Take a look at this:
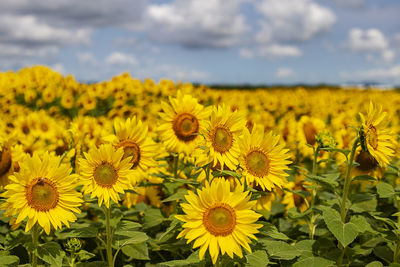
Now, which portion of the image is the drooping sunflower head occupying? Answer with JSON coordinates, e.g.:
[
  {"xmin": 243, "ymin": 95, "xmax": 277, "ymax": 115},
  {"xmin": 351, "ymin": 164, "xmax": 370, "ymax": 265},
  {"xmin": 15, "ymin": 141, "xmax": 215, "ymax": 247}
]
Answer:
[
  {"xmin": 239, "ymin": 124, "xmax": 291, "ymax": 191},
  {"xmin": 176, "ymin": 179, "xmax": 262, "ymax": 264},
  {"xmin": 296, "ymin": 116, "xmax": 325, "ymax": 157},
  {"xmin": 1, "ymin": 152, "xmax": 82, "ymax": 235},
  {"xmin": 79, "ymin": 144, "xmax": 134, "ymax": 208},
  {"xmin": 158, "ymin": 91, "xmax": 210, "ymax": 155},
  {"xmin": 359, "ymin": 102, "xmax": 395, "ymax": 168},
  {"xmin": 202, "ymin": 104, "xmax": 246, "ymax": 170},
  {"xmin": 104, "ymin": 117, "xmax": 158, "ymax": 178}
]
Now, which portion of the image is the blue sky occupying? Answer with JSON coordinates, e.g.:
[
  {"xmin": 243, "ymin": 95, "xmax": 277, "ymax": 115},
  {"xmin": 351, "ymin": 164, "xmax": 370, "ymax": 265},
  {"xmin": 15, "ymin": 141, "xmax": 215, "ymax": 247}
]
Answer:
[{"xmin": 0, "ymin": 0, "xmax": 399, "ymax": 85}]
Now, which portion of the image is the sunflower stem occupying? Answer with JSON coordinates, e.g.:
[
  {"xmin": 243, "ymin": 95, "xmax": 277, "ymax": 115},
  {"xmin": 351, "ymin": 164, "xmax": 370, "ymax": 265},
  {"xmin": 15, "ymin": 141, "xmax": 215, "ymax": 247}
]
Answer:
[
  {"xmin": 308, "ymin": 146, "xmax": 319, "ymax": 240},
  {"xmin": 340, "ymin": 137, "xmax": 359, "ymax": 222},
  {"xmin": 394, "ymin": 236, "xmax": 400, "ymax": 263},
  {"xmin": 174, "ymin": 154, "xmax": 179, "ymax": 179},
  {"xmin": 31, "ymin": 223, "xmax": 40, "ymax": 267},
  {"xmin": 104, "ymin": 206, "xmax": 114, "ymax": 267},
  {"xmin": 337, "ymin": 137, "xmax": 359, "ymax": 267}
]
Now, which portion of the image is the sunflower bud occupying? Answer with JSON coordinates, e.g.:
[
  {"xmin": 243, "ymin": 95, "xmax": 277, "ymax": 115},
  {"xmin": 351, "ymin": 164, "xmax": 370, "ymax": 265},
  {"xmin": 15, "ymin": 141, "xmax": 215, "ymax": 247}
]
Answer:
[
  {"xmin": 316, "ymin": 131, "xmax": 336, "ymax": 149},
  {"xmin": 66, "ymin": 238, "xmax": 81, "ymax": 252}
]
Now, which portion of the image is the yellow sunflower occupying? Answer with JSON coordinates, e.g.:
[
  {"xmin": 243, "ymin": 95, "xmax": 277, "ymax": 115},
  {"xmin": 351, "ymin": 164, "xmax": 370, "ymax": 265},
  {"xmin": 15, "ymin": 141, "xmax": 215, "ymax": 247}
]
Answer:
[
  {"xmin": 202, "ymin": 104, "xmax": 245, "ymax": 170},
  {"xmin": 158, "ymin": 91, "xmax": 210, "ymax": 155},
  {"xmin": 176, "ymin": 179, "xmax": 262, "ymax": 264},
  {"xmin": 239, "ymin": 125, "xmax": 291, "ymax": 191},
  {"xmin": 104, "ymin": 117, "xmax": 159, "ymax": 182},
  {"xmin": 359, "ymin": 102, "xmax": 395, "ymax": 167},
  {"xmin": 1, "ymin": 152, "xmax": 82, "ymax": 235},
  {"xmin": 79, "ymin": 144, "xmax": 134, "ymax": 208}
]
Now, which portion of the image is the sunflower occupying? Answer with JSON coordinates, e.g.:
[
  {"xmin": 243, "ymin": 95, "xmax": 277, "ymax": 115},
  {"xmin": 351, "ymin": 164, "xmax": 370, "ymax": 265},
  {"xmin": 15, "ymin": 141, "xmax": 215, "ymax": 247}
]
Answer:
[
  {"xmin": 1, "ymin": 152, "xmax": 82, "ymax": 235},
  {"xmin": 104, "ymin": 117, "xmax": 159, "ymax": 182},
  {"xmin": 202, "ymin": 105, "xmax": 245, "ymax": 170},
  {"xmin": 239, "ymin": 125, "xmax": 291, "ymax": 191},
  {"xmin": 158, "ymin": 91, "xmax": 210, "ymax": 155},
  {"xmin": 176, "ymin": 179, "xmax": 262, "ymax": 264},
  {"xmin": 79, "ymin": 144, "xmax": 134, "ymax": 208},
  {"xmin": 296, "ymin": 116, "xmax": 325, "ymax": 158},
  {"xmin": 359, "ymin": 102, "xmax": 395, "ymax": 168}
]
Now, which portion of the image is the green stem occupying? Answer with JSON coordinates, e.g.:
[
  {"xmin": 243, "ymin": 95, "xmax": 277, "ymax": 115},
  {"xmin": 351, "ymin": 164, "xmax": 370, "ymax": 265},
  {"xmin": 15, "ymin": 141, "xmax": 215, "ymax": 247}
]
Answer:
[
  {"xmin": 337, "ymin": 137, "xmax": 359, "ymax": 267},
  {"xmin": 104, "ymin": 206, "xmax": 114, "ymax": 267},
  {"xmin": 174, "ymin": 154, "xmax": 179, "ymax": 179},
  {"xmin": 31, "ymin": 223, "xmax": 39, "ymax": 267},
  {"xmin": 308, "ymin": 146, "xmax": 319, "ymax": 240},
  {"xmin": 70, "ymin": 250, "xmax": 76, "ymax": 267},
  {"xmin": 394, "ymin": 237, "xmax": 400, "ymax": 263},
  {"xmin": 340, "ymin": 137, "xmax": 359, "ymax": 222}
]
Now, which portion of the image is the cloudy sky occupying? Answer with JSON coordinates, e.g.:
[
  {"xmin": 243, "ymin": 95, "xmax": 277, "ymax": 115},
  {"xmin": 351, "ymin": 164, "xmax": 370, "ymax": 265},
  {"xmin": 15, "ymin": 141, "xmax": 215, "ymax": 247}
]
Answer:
[{"xmin": 1, "ymin": 0, "xmax": 399, "ymax": 85}]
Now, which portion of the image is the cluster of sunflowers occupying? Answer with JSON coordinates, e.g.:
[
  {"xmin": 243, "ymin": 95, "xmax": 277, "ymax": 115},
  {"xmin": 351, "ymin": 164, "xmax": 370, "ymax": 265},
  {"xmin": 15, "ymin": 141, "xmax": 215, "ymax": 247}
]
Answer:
[{"xmin": 0, "ymin": 65, "xmax": 400, "ymax": 267}]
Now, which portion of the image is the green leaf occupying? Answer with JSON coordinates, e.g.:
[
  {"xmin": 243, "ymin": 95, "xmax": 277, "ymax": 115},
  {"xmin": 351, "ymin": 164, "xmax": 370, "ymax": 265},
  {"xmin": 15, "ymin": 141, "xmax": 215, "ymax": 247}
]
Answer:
[
  {"xmin": 323, "ymin": 208, "xmax": 359, "ymax": 247},
  {"xmin": 160, "ymin": 250, "xmax": 201, "ymax": 266},
  {"xmin": 121, "ymin": 242, "xmax": 149, "ymax": 260},
  {"xmin": 162, "ymin": 189, "xmax": 188, "ymax": 203},
  {"xmin": 113, "ymin": 231, "xmax": 148, "ymax": 247},
  {"xmin": 37, "ymin": 242, "xmax": 65, "ymax": 267},
  {"xmin": 350, "ymin": 215, "xmax": 368, "ymax": 233},
  {"xmin": 110, "ymin": 208, "xmax": 124, "ymax": 228},
  {"xmin": 259, "ymin": 222, "xmax": 289, "ymax": 240},
  {"xmin": 211, "ymin": 169, "xmax": 241, "ymax": 178},
  {"xmin": 295, "ymin": 240, "xmax": 316, "ymax": 258},
  {"xmin": 353, "ymin": 175, "xmax": 376, "ymax": 181},
  {"xmin": 76, "ymin": 250, "xmax": 96, "ymax": 262},
  {"xmin": 377, "ymin": 182, "xmax": 395, "ymax": 198},
  {"xmin": 306, "ymin": 173, "xmax": 339, "ymax": 189},
  {"xmin": 76, "ymin": 261, "xmax": 108, "ymax": 267},
  {"xmin": 293, "ymin": 256, "xmax": 335, "ymax": 267},
  {"xmin": 0, "ymin": 255, "xmax": 19, "ymax": 267},
  {"xmin": 260, "ymin": 240, "xmax": 301, "ymax": 260},
  {"xmin": 116, "ymin": 220, "xmax": 141, "ymax": 231},
  {"xmin": 366, "ymin": 261, "xmax": 384, "ymax": 267},
  {"xmin": 158, "ymin": 218, "xmax": 181, "ymax": 242},
  {"xmin": 143, "ymin": 208, "xmax": 165, "ymax": 228},
  {"xmin": 245, "ymin": 250, "xmax": 269, "ymax": 267}
]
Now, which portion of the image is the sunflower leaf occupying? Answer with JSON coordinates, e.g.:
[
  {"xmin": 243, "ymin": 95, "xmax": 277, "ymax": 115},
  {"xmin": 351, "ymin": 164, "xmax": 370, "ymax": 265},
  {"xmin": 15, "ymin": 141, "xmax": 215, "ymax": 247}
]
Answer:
[
  {"xmin": 37, "ymin": 242, "xmax": 65, "ymax": 267},
  {"xmin": 323, "ymin": 208, "xmax": 359, "ymax": 247},
  {"xmin": 377, "ymin": 182, "xmax": 395, "ymax": 198},
  {"xmin": 260, "ymin": 240, "xmax": 301, "ymax": 260},
  {"xmin": 0, "ymin": 255, "xmax": 19, "ymax": 267},
  {"xmin": 245, "ymin": 250, "xmax": 269, "ymax": 267}
]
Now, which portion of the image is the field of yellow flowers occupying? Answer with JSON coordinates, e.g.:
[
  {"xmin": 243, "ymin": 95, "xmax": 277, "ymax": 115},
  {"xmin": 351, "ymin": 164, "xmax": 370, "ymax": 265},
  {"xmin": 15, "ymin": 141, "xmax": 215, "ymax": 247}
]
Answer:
[{"xmin": 0, "ymin": 66, "xmax": 400, "ymax": 267}]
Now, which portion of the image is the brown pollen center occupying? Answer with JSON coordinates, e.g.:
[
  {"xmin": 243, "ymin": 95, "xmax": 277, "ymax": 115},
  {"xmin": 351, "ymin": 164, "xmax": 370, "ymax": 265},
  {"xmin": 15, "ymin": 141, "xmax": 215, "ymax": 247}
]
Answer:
[
  {"xmin": 26, "ymin": 178, "xmax": 59, "ymax": 211},
  {"xmin": 212, "ymin": 126, "xmax": 233, "ymax": 153},
  {"xmin": 172, "ymin": 113, "xmax": 199, "ymax": 142},
  {"xmin": 203, "ymin": 203, "xmax": 236, "ymax": 236},
  {"xmin": 94, "ymin": 162, "xmax": 118, "ymax": 187}
]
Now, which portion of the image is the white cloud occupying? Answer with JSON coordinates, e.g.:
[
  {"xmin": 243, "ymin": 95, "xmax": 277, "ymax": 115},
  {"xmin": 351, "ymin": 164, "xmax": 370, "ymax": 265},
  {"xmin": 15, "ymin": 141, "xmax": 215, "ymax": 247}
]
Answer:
[
  {"xmin": 258, "ymin": 45, "xmax": 302, "ymax": 58},
  {"xmin": 346, "ymin": 28, "xmax": 396, "ymax": 64},
  {"xmin": 275, "ymin": 67, "xmax": 295, "ymax": 78},
  {"xmin": 51, "ymin": 63, "xmax": 67, "ymax": 75},
  {"xmin": 135, "ymin": 64, "xmax": 210, "ymax": 81},
  {"xmin": 347, "ymin": 28, "xmax": 388, "ymax": 52},
  {"xmin": 255, "ymin": 0, "xmax": 336, "ymax": 43},
  {"xmin": 239, "ymin": 48, "xmax": 254, "ymax": 59},
  {"xmin": 145, "ymin": 0, "xmax": 249, "ymax": 48},
  {"xmin": 105, "ymin": 52, "xmax": 138, "ymax": 66},
  {"xmin": 77, "ymin": 52, "xmax": 98, "ymax": 65},
  {"xmin": 340, "ymin": 65, "xmax": 400, "ymax": 82}
]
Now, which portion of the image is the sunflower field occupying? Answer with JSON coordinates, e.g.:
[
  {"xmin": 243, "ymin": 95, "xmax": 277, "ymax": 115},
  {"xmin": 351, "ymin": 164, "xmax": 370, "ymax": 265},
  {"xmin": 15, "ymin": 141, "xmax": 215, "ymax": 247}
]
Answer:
[{"xmin": 1, "ymin": 66, "xmax": 400, "ymax": 267}]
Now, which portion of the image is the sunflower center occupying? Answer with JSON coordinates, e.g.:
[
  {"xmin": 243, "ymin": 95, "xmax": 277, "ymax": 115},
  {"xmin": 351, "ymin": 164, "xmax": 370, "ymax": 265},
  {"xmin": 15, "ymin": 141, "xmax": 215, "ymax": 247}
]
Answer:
[
  {"xmin": 212, "ymin": 127, "xmax": 233, "ymax": 153},
  {"xmin": 366, "ymin": 126, "xmax": 378, "ymax": 149},
  {"xmin": 172, "ymin": 113, "xmax": 199, "ymax": 142},
  {"xmin": 118, "ymin": 140, "xmax": 141, "ymax": 168},
  {"xmin": 0, "ymin": 147, "xmax": 12, "ymax": 177},
  {"xmin": 246, "ymin": 150, "xmax": 270, "ymax": 177},
  {"xmin": 355, "ymin": 150, "xmax": 378, "ymax": 172},
  {"xmin": 26, "ymin": 178, "xmax": 59, "ymax": 211},
  {"xmin": 94, "ymin": 162, "xmax": 118, "ymax": 187},
  {"xmin": 303, "ymin": 122, "xmax": 317, "ymax": 145},
  {"xmin": 203, "ymin": 204, "xmax": 236, "ymax": 236}
]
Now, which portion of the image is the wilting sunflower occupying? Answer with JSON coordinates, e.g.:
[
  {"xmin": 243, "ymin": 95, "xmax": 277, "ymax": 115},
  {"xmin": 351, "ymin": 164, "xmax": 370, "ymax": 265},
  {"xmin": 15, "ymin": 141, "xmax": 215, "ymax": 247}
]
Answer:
[
  {"xmin": 359, "ymin": 102, "xmax": 395, "ymax": 168},
  {"xmin": 1, "ymin": 152, "xmax": 82, "ymax": 235},
  {"xmin": 104, "ymin": 117, "xmax": 159, "ymax": 182},
  {"xmin": 79, "ymin": 144, "xmax": 134, "ymax": 208},
  {"xmin": 239, "ymin": 125, "xmax": 291, "ymax": 191},
  {"xmin": 158, "ymin": 91, "xmax": 210, "ymax": 155},
  {"xmin": 202, "ymin": 105, "xmax": 245, "ymax": 170},
  {"xmin": 176, "ymin": 179, "xmax": 262, "ymax": 264}
]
